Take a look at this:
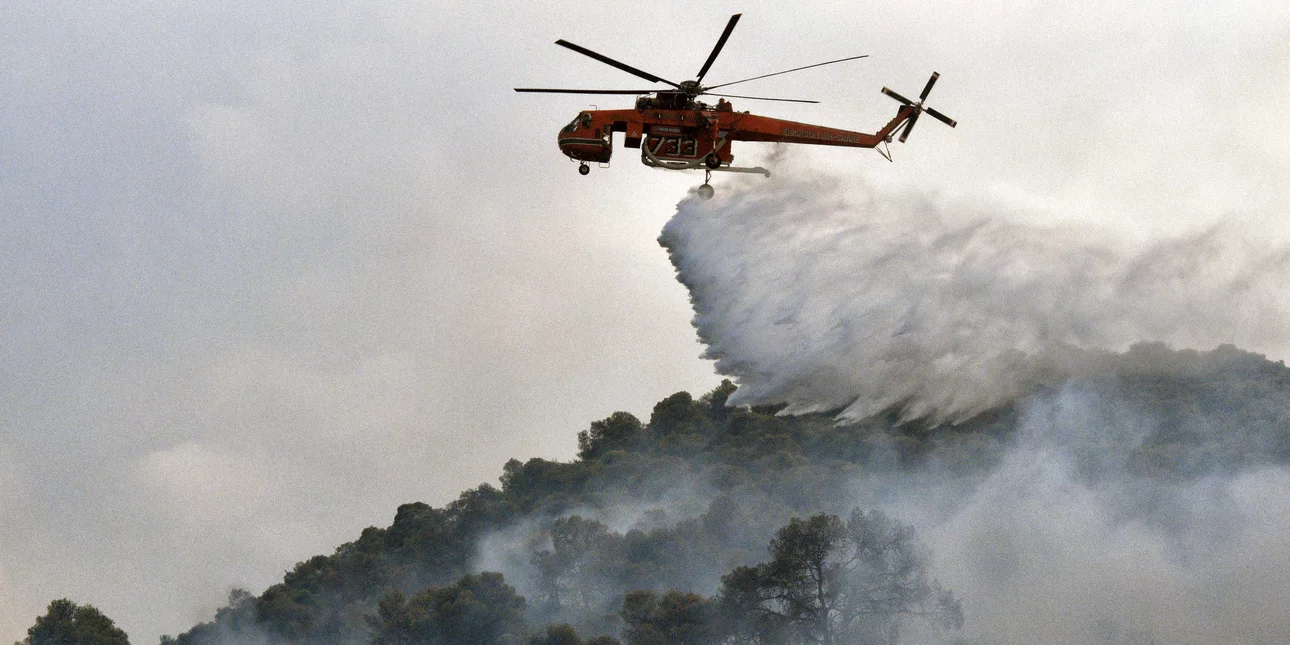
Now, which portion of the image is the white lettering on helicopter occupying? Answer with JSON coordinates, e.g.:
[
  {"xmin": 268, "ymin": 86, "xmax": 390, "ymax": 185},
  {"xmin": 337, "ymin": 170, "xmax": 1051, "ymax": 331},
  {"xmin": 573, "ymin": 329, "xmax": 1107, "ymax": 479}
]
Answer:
[
  {"xmin": 781, "ymin": 127, "xmax": 861, "ymax": 144},
  {"xmin": 653, "ymin": 126, "xmax": 682, "ymax": 134}
]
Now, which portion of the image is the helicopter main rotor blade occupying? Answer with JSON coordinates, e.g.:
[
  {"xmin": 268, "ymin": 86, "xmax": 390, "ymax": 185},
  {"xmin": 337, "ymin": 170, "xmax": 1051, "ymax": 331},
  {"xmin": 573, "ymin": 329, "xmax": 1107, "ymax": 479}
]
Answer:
[
  {"xmin": 514, "ymin": 88, "xmax": 655, "ymax": 94},
  {"xmin": 696, "ymin": 13, "xmax": 741, "ymax": 83},
  {"xmin": 919, "ymin": 71, "xmax": 940, "ymax": 101},
  {"xmin": 898, "ymin": 111, "xmax": 920, "ymax": 142},
  {"xmin": 704, "ymin": 54, "xmax": 868, "ymax": 91},
  {"xmin": 881, "ymin": 87, "xmax": 914, "ymax": 106},
  {"xmin": 555, "ymin": 39, "xmax": 681, "ymax": 88},
  {"xmin": 706, "ymin": 93, "xmax": 819, "ymax": 104},
  {"xmin": 925, "ymin": 106, "xmax": 957, "ymax": 127}
]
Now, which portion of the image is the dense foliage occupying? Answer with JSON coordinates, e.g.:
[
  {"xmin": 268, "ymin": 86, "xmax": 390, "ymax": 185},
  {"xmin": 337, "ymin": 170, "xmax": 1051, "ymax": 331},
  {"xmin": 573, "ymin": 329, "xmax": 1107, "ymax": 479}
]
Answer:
[
  {"xmin": 717, "ymin": 511, "xmax": 961, "ymax": 645},
  {"xmin": 15, "ymin": 599, "xmax": 130, "ymax": 645},
  {"xmin": 28, "ymin": 343, "xmax": 1288, "ymax": 645},
  {"xmin": 368, "ymin": 572, "xmax": 526, "ymax": 645}
]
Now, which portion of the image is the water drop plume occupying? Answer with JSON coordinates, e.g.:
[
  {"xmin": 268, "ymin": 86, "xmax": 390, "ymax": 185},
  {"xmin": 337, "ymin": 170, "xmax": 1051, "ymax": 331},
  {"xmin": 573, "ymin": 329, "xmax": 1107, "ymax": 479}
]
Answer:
[{"xmin": 659, "ymin": 172, "xmax": 1290, "ymax": 424}]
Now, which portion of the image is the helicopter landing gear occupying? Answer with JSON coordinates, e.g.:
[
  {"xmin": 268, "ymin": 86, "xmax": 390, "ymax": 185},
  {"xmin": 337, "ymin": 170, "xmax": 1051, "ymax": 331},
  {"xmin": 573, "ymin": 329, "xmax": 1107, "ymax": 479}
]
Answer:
[
  {"xmin": 705, "ymin": 153, "xmax": 722, "ymax": 170},
  {"xmin": 697, "ymin": 170, "xmax": 715, "ymax": 200},
  {"xmin": 578, "ymin": 163, "xmax": 590, "ymax": 176}
]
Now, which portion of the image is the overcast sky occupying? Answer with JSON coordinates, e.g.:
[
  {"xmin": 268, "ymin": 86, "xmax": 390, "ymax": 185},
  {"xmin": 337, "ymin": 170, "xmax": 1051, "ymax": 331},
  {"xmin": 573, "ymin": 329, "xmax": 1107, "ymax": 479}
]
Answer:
[{"xmin": 2, "ymin": 1, "xmax": 1288, "ymax": 642}]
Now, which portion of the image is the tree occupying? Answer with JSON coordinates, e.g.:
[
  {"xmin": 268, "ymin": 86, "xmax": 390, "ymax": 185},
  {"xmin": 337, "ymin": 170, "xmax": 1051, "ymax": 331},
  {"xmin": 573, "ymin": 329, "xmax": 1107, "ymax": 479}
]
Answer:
[
  {"xmin": 717, "ymin": 511, "xmax": 962, "ymax": 645},
  {"xmin": 159, "ymin": 589, "xmax": 257, "ymax": 645},
  {"xmin": 16, "ymin": 599, "xmax": 130, "ymax": 645},
  {"xmin": 528, "ymin": 624, "xmax": 621, "ymax": 645},
  {"xmin": 532, "ymin": 517, "xmax": 622, "ymax": 618},
  {"xmin": 620, "ymin": 590, "xmax": 718, "ymax": 645},
  {"xmin": 368, "ymin": 572, "xmax": 527, "ymax": 645},
  {"xmin": 714, "ymin": 567, "xmax": 787, "ymax": 645},
  {"xmin": 648, "ymin": 393, "xmax": 713, "ymax": 441},
  {"xmin": 699, "ymin": 380, "xmax": 738, "ymax": 424},
  {"xmin": 578, "ymin": 412, "xmax": 644, "ymax": 460},
  {"xmin": 529, "ymin": 624, "xmax": 583, "ymax": 645}
]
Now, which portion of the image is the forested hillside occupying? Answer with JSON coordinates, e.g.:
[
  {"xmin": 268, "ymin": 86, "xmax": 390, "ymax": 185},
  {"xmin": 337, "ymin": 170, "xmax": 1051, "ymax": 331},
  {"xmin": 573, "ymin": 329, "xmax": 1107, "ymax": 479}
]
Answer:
[
  {"xmin": 22, "ymin": 343, "xmax": 1290, "ymax": 645},
  {"xmin": 162, "ymin": 376, "xmax": 993, "ymax": 645}
]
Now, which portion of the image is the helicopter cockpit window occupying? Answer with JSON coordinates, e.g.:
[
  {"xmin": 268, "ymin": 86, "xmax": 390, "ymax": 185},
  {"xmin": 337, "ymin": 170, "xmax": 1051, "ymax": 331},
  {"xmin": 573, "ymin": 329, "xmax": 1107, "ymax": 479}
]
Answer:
[{"xmin": 563, "ymin": 113, "xmax": 593, "ymax": 133}]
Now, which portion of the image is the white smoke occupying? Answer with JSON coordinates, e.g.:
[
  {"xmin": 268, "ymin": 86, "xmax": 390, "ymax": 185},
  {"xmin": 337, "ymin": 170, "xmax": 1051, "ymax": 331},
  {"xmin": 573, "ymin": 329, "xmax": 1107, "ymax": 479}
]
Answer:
[
  {"xmin": 658, "ymin": 169, "xmax": 1290, "ymax": 644},
  {"xmin": 659, "ymin": 171, "xmax": 1290, "ymax": 424},
  {"xmin": 919, "ymin": 385, "xmax": 1290, "ymax": 645}
]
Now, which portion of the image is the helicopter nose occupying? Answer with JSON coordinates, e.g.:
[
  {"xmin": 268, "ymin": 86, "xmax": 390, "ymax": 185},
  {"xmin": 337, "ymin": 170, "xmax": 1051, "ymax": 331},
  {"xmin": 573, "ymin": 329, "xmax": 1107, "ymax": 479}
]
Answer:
[
  {"xmin": 557, "ymin": 125, "xmax": 582, "ymax": 154},
  {"xmin": 556, "ymin": 131, "xmax": 596, "ymax": 161}
]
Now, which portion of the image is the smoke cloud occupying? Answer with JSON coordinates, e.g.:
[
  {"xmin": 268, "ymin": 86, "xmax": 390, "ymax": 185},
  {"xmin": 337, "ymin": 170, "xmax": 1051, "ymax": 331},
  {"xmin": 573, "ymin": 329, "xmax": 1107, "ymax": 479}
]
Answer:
[
  {"xmin": 654, "ymin": 169, "xmax": 1290, "ymax": 644},
  {"xmin": 659, "ymin": 169, "xmax": 1290, "ymax": 424},
  {"xmin": 921, "ymin": 386, "xmax": 1290, "ymax": 645}
]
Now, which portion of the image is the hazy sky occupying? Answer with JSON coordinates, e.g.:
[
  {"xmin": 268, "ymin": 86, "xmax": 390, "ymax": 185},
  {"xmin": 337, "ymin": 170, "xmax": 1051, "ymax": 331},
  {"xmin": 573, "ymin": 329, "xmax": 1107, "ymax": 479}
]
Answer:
[{"xmin": 2, "ymin": 1, "xmax": 1288, "ymax": 642}]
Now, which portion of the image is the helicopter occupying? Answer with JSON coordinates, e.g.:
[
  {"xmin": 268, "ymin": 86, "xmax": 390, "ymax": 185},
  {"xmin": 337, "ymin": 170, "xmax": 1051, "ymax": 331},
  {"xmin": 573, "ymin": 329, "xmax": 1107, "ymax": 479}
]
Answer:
[{"xmin": 515, "ymin": 13, "xmax": 956, "ymax": 198}]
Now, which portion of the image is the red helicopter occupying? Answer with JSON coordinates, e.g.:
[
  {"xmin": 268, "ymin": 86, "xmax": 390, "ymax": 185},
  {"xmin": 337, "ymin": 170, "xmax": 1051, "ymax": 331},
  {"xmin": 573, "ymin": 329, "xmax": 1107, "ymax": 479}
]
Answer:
[{"xmin": 516, "ymin": 14, "xmax": 956, "ymax": 198}]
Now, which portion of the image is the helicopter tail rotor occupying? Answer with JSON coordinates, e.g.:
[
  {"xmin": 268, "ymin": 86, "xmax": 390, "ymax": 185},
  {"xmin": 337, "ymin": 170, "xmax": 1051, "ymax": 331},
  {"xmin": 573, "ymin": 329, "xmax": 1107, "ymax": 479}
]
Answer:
[{"xmin": 882, "ymin": 72, "xmax": 956, "ymax": 142}]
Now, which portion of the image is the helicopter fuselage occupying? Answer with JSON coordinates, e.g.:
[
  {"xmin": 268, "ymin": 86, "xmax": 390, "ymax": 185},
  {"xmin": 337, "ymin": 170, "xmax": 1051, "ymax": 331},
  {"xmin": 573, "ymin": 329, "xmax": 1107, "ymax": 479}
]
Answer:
[{"xmin": 557, "ymin": 100, "xmax": 914, "ymax": 171}]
